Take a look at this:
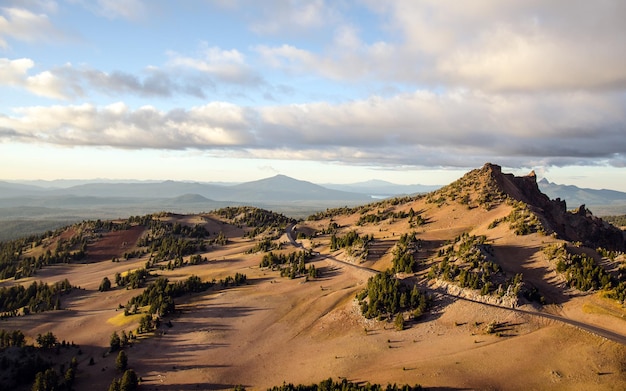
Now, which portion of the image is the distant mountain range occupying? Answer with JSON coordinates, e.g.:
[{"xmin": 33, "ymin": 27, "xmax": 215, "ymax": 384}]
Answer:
[
  {"xmin": 0, "ymin": 175, "xmax": 377, "ymax": 235},
  {"xmin": 0, "ymin": 175, "xmax": 370, "ymax": 203},
  {"xmin": 323, "ymin": 179, "xmax": 441, "ymax": 197},
  {"xmin": 1, "ymin": 174, "xmax": 625, "ymax": 225},
  {"xmin": 537, "ymin": 178, "xmax": 626, "ymax": 215}
]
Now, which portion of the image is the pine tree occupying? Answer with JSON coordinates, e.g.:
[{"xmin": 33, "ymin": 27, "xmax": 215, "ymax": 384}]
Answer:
[
  {"xmin": 120, "ymin": 369, "xmax": 139, "ymax": 391},
  {"xmin": 116, "ymin": 350, "xmax": 128, "ymax": 371},
  {"xmin": 99, "ymin": 276, "xmax": 112, "ymax": 292},
  {"xmin": 110, "ymin": 331, "xmax": 121, "ymax": 352}
]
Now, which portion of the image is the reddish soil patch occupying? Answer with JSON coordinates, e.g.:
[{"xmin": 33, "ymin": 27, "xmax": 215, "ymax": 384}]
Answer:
[{"xmin": 87, "ymin": 225, "xmax": 145, "ymax": 262}]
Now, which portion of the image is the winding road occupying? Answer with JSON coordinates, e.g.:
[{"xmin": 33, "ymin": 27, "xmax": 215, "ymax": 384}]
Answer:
[{"xmin": 286, "ymin": 224, "xmax": 626, "ymax": 346}]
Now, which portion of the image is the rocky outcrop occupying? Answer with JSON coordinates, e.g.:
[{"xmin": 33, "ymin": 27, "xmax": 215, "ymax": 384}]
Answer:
[{"xmin": 479, "ymin": 163, "xmax": 625, "ymax": 251}]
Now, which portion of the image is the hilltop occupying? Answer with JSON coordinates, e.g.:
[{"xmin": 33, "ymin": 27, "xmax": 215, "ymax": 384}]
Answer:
[{"xmin": 0, "ymin": 164, "xmax": 625, "ymax": 391}]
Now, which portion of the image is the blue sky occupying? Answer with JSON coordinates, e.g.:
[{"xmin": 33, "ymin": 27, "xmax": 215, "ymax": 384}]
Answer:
[{"xmin": 1, "ymin": 1, "xmax": 625, "ymax": 190}]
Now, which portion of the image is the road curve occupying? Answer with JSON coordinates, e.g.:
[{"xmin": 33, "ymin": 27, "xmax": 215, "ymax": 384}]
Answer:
[{"xmin": 285, "ymin": 225, "xmax": 626, "ymax": 346}]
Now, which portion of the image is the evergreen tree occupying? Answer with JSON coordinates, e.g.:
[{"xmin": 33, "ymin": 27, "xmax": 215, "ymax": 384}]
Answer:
[
  {"xmin": 36, "ymin": 332, "xmax": 57, "ymax": 349},
  {"xmin": 32, "ymin": 368, "xmax": 58, "ymax": 391},
  {"xmin": 120, "ymin": 369, "xmax": 139, "ymax": 391},
  {"xmin": 108, "ymin": 378, "xmax": 120, "ymax": 391},
  {"xmin": 99, "ymin": 276, "xmax": 112, "ymax": 292},
  {"xmin": 110, "ymin": 331, "xmax": 121, "ymax": 352},
  {"xmin": 394, "ymin": 313, "xmax": 405, "ymax": 331},
  {"xmin": 120, "ymin": 330, "xmax": 128, "ymax": 347},
  {"xmin": 116, "ymin": 350, "xmax": 128, "ymax": 371}
]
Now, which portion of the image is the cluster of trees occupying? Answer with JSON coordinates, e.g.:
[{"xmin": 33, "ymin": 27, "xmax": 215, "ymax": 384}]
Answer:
[
  {"xmin": 32, "ymin": 358, "xmax": 78, "ymax": 391},
  {"xmin": 221, "ymin": 273, "xmax": 248, "ymax": 287},
  {"xmin": 264, "ymin": 378, "xmax": 422, "ymax": 391},
  {"xmin": 215, "ymin": 207, "xmax": 295, "ymax": 238},
  {"xmin": 597, "ymin": 247, "xmax": 622, "ymax": 261},
  {"xmin": 357, "ymin": 270, "xmax": 430, "ymax": 320},
  {"xmin": 356, "ymin": 208, "xmax": 425, "ymax": 228},
  {"xmin": 557, "ymin": 252, "xmax": 612, "ymax": 291},
  {"xmin": 247, "ymin": 238, "xmax": 281, "ymax": 253},
  {"xmin": 0, "ymin": 329, "xmax": 26, "ymax": 347},
  {"xmin": 545, "ymin": 244, "xmax": 612, "ymax": 291},
  {"xmin": 109, "ymin": 330, "xmax": 133, "ymax": 352},
  {"xmin": 0, "ymin": 279, "xmax": 72, "ymax": 316},
  {"xmin": 108, "ymin": 368, "xmax": 139, "ymax": 391},
  {"xmin": 125, "ymin": 274, "xmax": 246, "ymax": 319},
  {"xmin": 544, "ymin": 243, "xmax": 626, "ymax": 302},
  {"xmin": 505, "ymin": 202, "xmax": 545, "ymax": 235},
  {"xmin": 35, "ymin": 332, "xmax": 58, "ymax": 349},
  {"xmin": 329, "ymin": 231, "xmax": 373, "ymax": 251},
  {"xmin": 317, "ymin": 222, "xmax": 339, "ymax": 235},
  {"xmin": 0, "ymin": 216, "xmax": 148, "ymax": 280},
  {"xmin": 391, "ymin": 232, "xmax": 422, "ymax": 273},
  {"xmin": 126, "ymin": 277, "xmax": 186, "ymax": 317},
  {"xmin": 0, "ymin": 330, "xmax": 80, "ymax": 391},
  {"xmin": 260, "ymin": 250, "xmax": 318, "ymax": 279},
  {"xmin": 308, "ymin": 196, "xmax": 416, "ymax": 222},
  {"xmin": 1, "ymin": 346, "xmax": 51, "ymax": 389},
  {"xmin": 133, "ymin": 218, "xmax": 227, "ymax": 270},
  {"xmin": 260, "ymin": 250, "xmax": 312, "ymax": 269},
  {"xmin": 115, "ymin": 268, "xmax": 150, "ymax": 289},
  {"xmin": 144, "ymin": 233, "xmax": 204, "ymax": 263},
  {"xmin": 307, "ymin": 206, "xmax": 361, "ymax": 221},
  {"xmin": 428, "ymin": 233, "xmax": 515, "ymax": 296},
  {"xmin": 488, "ymin": 201, "xmax": 545, "ymax": 236},
  {"xmin": 0, "ymin": 235, "xmax": 86, "ymax": 280},
  {"xmin": 212, "ymin": 231, "xmax": 229, "ymax": 246},
  {"xmin": 0, "ymin": 237, "xmax": 29, "ymax": 279}
]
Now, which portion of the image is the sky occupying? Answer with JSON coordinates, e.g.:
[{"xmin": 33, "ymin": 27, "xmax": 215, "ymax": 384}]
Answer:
[{"xmin": 1, "ymin": 0, "xmax": 625, "ymax": 190}]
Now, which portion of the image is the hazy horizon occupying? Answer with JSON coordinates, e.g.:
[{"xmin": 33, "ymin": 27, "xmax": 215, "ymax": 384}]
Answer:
[{"xmin": 3, "ymin": 169, "xmax": 626, "ymax": 194}]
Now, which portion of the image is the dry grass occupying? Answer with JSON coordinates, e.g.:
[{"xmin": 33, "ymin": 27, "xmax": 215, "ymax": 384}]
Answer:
[{"xmin": 1, "ymin": 195, "xmax": 625, "ymax": 391}]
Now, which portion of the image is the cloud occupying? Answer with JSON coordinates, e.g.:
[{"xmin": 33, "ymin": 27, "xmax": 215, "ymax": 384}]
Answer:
[
  {"xmin": 69, "ymin": 0, "xmax": 148, "ymax": 21},
  {"xmin": 0, "ymin": 57, "xmax": 70, "ymax": 99},
  {"xmin": 166, "ymin": 45, "xmax": 263, "ymax": 86},
  {"xmin": 0, "ymin": 6, "xmax": 66, "ymax": 48},
  {"xmin": 0, "ymin": 102, "xmax": 256, "ymax": 149},
  {"xmin": 256, "ymin": 1, "xmax": 626, "ymax": 92},
  {"xmin": 1, "ymin": 90, "xmax": 624, "ymax": 169},
  {"xmin": 0, "ymin": 58, "xmax": 215, "ymax": 100},
  {"xmin": 2, "ymin": 44, "xmax": 265, "ymax": 100},
  {"xmin": 245, "ymin": 0, "xmax": 336, "ymax": 35}
]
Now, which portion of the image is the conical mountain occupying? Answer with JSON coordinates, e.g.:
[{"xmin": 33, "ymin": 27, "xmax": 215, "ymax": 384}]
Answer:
[{"xmin": 228, "ymin": 174, "xmax": 371, "ymax": 202}]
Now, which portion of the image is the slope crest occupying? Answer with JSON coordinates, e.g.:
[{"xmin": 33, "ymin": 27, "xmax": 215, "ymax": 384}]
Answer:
[{"xmin": 435, "ymin": 163, "xmax": 625, "ymax": 251}]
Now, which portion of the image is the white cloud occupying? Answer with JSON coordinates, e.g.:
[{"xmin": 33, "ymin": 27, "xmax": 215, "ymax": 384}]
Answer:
[
  {"xmin": 1, "ymin": 90, "xmax": 624, "ymax": 169},
  {"xmin": 257, "ymin": 0, "xmax": 626, "ymax": 91},
  {"xmin": 25, "ymin": 70, "xmax": 68, "ymax": 99},
  {"xmin": 248, "ymin": 0, "xmax": 335, "ymax": 35},
  {"xmin": 0, "ymin": 57, "xmax": 71, "ymax": 98},
  {"xmin": 1, "ymin": 102, "xmax": 255, "ymax": 149},
  {"xmin": 167, "ymin": 45, "xmax": 262, "ymax": 86},
  {"xmin": 0, "ymin": 6, "xmax": 65, "ymax": 48},
  {"xmin": 0, "ymin": 58, "xmax": 221, "ymax": 100},
  {"xmin": 0, "ymin": 58, "xmax": 33, "ymax": 82}
]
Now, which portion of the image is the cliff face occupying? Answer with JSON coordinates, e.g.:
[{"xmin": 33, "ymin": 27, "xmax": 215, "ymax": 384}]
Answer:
[{"xmin": 478, "ymin": 163, "xmax": 625, "ymax": 251}]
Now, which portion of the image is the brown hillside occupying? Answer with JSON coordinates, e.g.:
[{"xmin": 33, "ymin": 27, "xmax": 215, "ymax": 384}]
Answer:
[
  {"xmin": 1, "ymin": 165, "xmax": 625, "ymax": 391},
  {"xmin": 434, "ymin": 163, "xmax": 625, "ymax": 251}
]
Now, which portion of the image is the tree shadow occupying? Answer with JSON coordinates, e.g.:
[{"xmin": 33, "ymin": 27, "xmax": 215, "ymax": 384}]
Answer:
[
  {"xmin": 150, "ymin": 382, "xmax": 248, "ymax": 390},
  {"xmin": 493, "ymin": 244, "xmax": 571, "ymax": 305}
]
